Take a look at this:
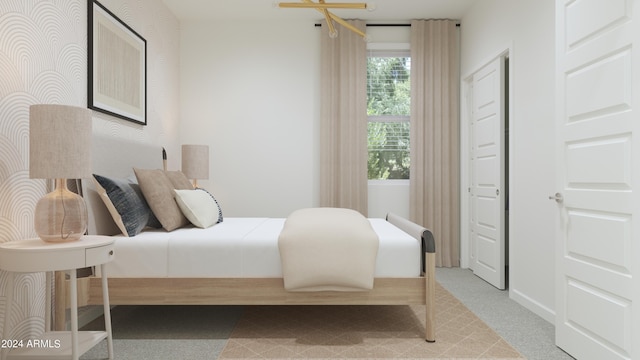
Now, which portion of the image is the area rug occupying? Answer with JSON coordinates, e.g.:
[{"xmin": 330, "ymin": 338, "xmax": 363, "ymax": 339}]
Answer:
[{"xmin": 218, "ymin": 283, "xmax": 524, "ymax": 359}]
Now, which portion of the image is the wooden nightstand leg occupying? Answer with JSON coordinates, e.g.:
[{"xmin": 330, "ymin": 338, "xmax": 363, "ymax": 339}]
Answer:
[
  {"xmin": 54, "ymin": 271, "xmax": 66, "ymax": 331},
  {"xmin": 45, "ymin": 271, "xmax": 51, "ymax": 332},
  {"xmin": 101, "ymin": 264, "xmax": 114, "ymax": 359},
  {"xmin": 69, "ymin": 269, "xmax": 78, "ymax": 360}
]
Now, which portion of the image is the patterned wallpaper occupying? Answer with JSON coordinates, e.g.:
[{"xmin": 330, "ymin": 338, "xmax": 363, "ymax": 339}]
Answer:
[{"xmin": 0, "ymin": 0, "xmax": 180, "ymax": 339}]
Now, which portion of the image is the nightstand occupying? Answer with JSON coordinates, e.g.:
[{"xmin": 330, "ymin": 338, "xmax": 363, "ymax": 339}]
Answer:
[{"xmin": 0, "ymin": 236, "xmax": 115, "ymax": 360}]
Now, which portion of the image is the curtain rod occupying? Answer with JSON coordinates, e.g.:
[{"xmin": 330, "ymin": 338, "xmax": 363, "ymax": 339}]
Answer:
[{"xmin": 314, "ymin": 23, "xmax": 461, "ymax": 27}]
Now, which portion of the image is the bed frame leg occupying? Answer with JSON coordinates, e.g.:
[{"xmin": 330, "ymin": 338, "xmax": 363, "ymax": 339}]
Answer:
[
  {"xmin": 54, "ymin": 271, "xmax": 66, "ymax": 331},
  {"xmin": 425, "ymin": 251, "xmax": 436, "ymax": 342},
  {"xmin": 384, "ymin": 213, "xmax": 436, "ymax": 341}
]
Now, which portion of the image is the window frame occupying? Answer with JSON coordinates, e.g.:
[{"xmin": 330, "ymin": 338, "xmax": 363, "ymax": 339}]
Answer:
[{"xmin": 366, "ymin": 44, "xmax": 411, "ymax": 182}]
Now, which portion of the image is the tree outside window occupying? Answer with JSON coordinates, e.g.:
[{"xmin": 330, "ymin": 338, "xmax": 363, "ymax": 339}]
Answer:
[{"xmin": 367, "ymin": 55, "xmax": 410, "ymax": 180}]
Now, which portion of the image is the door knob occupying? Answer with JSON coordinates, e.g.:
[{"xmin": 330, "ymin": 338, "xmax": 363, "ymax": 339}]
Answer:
[{"xmin": 548, "ymin": 192, "xmax": 563, "ymax": 203}]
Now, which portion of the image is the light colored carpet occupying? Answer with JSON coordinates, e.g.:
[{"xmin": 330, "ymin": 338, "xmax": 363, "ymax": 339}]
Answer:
[
  {"xmin": 218, "ymin": 283, "xmax": 524, "ymax": 359},
  {"xmin": 81, "ymin": 305, "xmax": 241, "ymax": 360},
  {"xmin": 436, "ymin": 268, "xmax": 574, "ymax": 360},
  {"xmin": 82, "ymin": 269, "xmax": 536, "ymax": 360},
  {"xmin": 85, "ymin": 304, "xmax": 242, "ymax": 339}
]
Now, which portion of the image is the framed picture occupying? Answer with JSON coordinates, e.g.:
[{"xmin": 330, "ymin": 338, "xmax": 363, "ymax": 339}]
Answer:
[{"xmin": 88, "ymin": 0, "xmax": 147, "ymax": 125}]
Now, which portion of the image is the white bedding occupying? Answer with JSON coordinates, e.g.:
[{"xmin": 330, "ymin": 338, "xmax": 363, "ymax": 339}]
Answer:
[{"xmin": 103, "ymin": 217, "xmax": 421, "ymax": 278}]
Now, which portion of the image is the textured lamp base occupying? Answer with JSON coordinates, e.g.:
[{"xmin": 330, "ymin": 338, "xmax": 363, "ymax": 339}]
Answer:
[{"xmin": 34, "ymin": 179, "xmax": 88, "ymax": 242}]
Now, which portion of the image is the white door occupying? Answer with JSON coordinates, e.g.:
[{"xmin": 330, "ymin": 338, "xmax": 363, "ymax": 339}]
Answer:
[
  {"xmin": 469, "ymin": 56, "xmax": 505, "ymax": 290},
  {"xmin": 555, "ymin": 0, "xmax": 638, "ymax": 359}
]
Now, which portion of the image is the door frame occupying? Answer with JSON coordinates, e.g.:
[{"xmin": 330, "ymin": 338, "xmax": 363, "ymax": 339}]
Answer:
[{"xmin": 460, "ymin": 46, "xmax": 512, "ymax": 277}]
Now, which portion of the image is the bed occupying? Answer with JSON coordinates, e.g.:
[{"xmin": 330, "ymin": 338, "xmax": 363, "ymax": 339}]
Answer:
[{"xmin": 54, "ymin": 136, "xmax": 436, "ymax": 342}]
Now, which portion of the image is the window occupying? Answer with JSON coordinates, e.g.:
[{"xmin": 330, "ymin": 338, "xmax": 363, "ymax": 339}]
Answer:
[{"xmin": 367, "ymin": 50, "xmax": 410, "ymax": 180}]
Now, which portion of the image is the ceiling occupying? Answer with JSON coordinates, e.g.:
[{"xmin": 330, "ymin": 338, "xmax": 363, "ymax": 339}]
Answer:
[{"xmin": 161, "ymin": 0, "xmax": 477, "ymax": 21}]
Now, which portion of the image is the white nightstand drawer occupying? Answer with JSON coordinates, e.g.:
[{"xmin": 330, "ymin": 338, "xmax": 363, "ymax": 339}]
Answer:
[{"xmin": 85, "ymin": 244, "xmax": 115, "ymax": 267}]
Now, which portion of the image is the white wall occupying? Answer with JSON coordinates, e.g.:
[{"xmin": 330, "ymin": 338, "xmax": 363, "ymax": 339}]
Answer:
[
  {"xmin": 460, "ymin": 0, "xmax": 557, "ymax": 322},
  {"xmin": 368, "ymin": 180, "xmax": 410, "ymax": 219},
  {"xmin": 179, "ymin": 20, "xmax": 414, "ymax": 218},
  {"xmin": 179, "ymin": 19, "xmax": 321, "ymax": 217}
]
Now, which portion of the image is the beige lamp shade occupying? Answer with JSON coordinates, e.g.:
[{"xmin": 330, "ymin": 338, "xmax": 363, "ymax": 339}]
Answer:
[
  {"xmin": 182, "ymin": 144, "xmax": 209, "ymax": 186},
  {"xmin": 30, "ymin": 104, "xmax": 92, "ymax": 179},
  {"xmin": 29, "ymin": 104, "xmax": 92, "ymax": 242}
]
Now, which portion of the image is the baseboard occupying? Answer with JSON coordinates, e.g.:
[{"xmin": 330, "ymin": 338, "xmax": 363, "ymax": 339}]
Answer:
[{"xmin": 510, "ymin": 287, "xmax": 555, "ymax": 324}]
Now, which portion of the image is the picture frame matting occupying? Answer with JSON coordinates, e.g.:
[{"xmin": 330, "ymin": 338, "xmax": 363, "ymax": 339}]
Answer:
[{"xmin": 88, "ymin": 0, "xmax": 147, "ymax": 125}]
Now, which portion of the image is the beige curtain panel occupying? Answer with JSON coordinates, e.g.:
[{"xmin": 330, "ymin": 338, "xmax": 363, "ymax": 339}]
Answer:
[
  {"xmin": 410, "ymin": 19, "xmax": 460, "ymax": 267},
  {"xmin": 319, "ymin": 20, "xmax": 368, "ymax": 216}
]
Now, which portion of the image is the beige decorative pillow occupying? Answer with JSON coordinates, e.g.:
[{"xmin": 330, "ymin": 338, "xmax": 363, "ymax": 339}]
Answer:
[
  {"xmin": 165, "ymin": 170, "xmax": 194, "ymax": 190},
  {"xmin": 133, "ymin": 168, "xmax": 190, "ymax": 231}
]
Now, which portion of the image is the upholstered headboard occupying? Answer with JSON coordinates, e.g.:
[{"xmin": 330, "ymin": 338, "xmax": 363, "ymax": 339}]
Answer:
[{"xmin": 83, "ymin": 135, "xmax": 163, "ymax": 235}]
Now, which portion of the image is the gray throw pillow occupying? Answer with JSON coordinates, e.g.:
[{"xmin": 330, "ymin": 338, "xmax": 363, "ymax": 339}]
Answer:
[{"xmin": 93, "ymin": 174, "xmax": 161, "ymax": 237}]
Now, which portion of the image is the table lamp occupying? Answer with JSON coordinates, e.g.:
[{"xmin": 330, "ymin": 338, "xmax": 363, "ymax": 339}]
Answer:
[
  {"xmin": 181, "ymin": 144, "xmax": 209, "ymax": 187},
  {"xmin": 29, "ymin": 104, "xmax": 92, "ymax": 242}
]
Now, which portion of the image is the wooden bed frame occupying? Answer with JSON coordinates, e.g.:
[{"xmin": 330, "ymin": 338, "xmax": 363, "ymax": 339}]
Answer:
[{"xmin": 53, "ymin": 137, "xmax": 437, "ymax": 342}]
